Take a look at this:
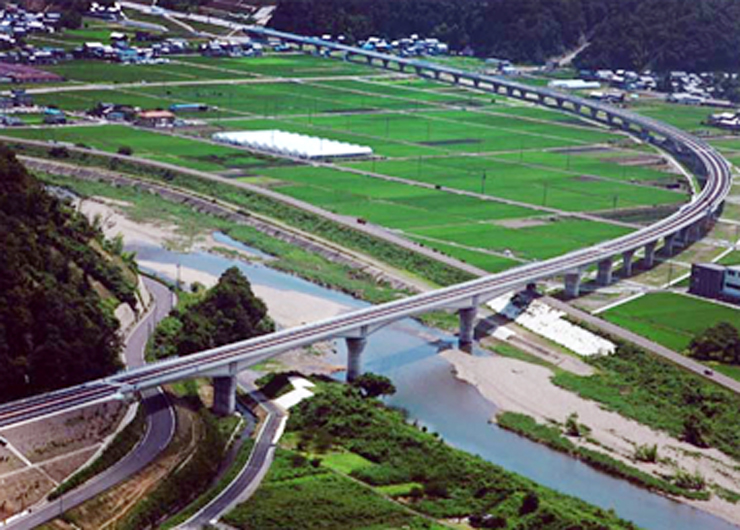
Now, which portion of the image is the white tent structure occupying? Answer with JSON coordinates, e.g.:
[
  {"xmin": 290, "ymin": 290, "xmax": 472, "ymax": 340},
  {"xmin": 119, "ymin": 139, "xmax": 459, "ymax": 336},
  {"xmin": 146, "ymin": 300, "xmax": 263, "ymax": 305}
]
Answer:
[{"xmin": 212, "ymin": 130, "xmax": 373, "ymax": 159}]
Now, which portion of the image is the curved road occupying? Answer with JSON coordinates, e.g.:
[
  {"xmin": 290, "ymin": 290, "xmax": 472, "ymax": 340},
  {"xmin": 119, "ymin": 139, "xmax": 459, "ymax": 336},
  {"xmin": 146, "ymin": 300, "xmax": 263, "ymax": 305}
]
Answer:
[{"xmin": 6, "ymin": 277, "xmax": 176, "ymax": 530}]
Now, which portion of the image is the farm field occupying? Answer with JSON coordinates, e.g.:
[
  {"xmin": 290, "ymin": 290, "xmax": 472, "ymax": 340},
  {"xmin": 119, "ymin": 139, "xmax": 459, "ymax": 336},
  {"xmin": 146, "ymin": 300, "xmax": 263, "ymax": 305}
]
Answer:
[
  {"xmin": 176, "ymin": 54, "xmax": 378, "ymax": 78},
  {"xmin": 629, "ymin": 100, "xmax": 713, "ymax": 133},
  {"xmin": 1, "ymin": 124, "xmax": 271, "ymax": 172},
  {"xmin": 345, "ymin": 155, "xmax": 684, "ymax": 212},
  {"xmin": 255, "ymin": 165, "xmax": 631, "ymax": 262},
  {"xmin": 602, "ymin": 292, "xmax": 740, "ymax": 351},
  {"xmin": 44, "ymin": 59, "xmax": 244, "ymax": 84},
  {"xmin": 14, "ymin": 51, "xmax": 693, "ymax": 272}
]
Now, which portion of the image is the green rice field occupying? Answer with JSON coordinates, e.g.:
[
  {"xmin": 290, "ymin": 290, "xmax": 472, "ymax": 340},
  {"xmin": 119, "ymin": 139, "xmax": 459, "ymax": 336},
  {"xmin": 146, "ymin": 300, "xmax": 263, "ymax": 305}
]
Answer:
[
  {"xmin": 15, "ymin": 50, "xmax": 694, "ymax": 272},
  {"xmin": 602, "ymin": 292, "xmax": 740, "ymax": 351}
]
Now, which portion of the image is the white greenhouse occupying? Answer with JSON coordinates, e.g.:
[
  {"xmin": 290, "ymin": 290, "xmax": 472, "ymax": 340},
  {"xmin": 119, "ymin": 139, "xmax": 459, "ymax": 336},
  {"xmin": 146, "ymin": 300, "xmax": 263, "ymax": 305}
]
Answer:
[{"xmin": 212, "ymin": 130, "xmax": 373, "ymax": 159}]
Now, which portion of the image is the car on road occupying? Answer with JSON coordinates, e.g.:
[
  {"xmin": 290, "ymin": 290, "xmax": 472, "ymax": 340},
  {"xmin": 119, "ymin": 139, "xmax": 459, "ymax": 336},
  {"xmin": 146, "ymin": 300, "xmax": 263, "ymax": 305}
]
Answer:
[{"xmin": 704, "ymin": 368, "xmax": 714, "ymax": 376}]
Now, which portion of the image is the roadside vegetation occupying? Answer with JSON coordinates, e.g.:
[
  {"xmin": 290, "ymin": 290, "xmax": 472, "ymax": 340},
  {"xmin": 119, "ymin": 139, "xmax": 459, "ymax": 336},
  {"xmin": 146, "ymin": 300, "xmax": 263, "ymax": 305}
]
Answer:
[
  {"xmin": 553, "ymin": 343, "xmax": 740, "ymax": 462},
  {"xmin": 226, "ymin": 377, "xmax": 637, "ymax": 529}
]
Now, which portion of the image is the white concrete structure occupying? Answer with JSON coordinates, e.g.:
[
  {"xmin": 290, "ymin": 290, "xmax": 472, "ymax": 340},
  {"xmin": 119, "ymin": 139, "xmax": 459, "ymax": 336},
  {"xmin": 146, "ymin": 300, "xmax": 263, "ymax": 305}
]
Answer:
[
  {"xmin": 212, "ymin": 130, "xmax": 373, "ymax": 159},
  {"xmin": 488, "ymin": 293, "xmax": 616, "ymax": 357}
]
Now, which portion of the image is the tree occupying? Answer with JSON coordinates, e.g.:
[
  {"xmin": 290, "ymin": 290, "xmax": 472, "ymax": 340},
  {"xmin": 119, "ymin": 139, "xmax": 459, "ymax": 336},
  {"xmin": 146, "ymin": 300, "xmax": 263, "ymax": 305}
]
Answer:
[
  {"xmin": 682, "ymin": 412, "xmax": 710, "ymax": 448},
  {"xmin": 519, "ymin": 491, "xmax": 539, "ymax": 515},
  {"xmin": 175, "ymin": 267, "xmax": 274, "ymax": 356},
  {"xmin": 0, "ymin": 145, "xmax": 128, "ymax": 403},
  {"xmin": 352, "ymin": 372, "xmax": 396, "ymax": 398},
  {"xmin": 689, "ymin": 322, "xmax": 740, "ymax": 364}
]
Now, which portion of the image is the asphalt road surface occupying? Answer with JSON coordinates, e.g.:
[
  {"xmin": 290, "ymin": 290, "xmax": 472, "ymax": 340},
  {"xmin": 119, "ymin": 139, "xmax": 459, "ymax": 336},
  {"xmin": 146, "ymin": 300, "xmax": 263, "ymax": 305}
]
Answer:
[
  {"xmin": 7, "ymin": 277, "xmax": 176, "ymax": 530},
  {"xmin": 183, "ymin": 388, "xmax": 286, "ymax": 529}
]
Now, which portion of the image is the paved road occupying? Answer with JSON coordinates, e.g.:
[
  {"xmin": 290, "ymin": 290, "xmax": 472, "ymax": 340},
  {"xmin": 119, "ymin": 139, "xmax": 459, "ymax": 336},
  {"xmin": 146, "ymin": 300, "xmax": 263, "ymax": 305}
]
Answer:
[
  {"xmin": 182, "ymin": 392, "xmax": 286, "ymax": 529},
  {"xmin": 6, "ymin": 277, "xmax": 176, "ymax": 530},
  {"xmin": 545, "ymin": 296, "xmax": 740, "ymax": 395}
]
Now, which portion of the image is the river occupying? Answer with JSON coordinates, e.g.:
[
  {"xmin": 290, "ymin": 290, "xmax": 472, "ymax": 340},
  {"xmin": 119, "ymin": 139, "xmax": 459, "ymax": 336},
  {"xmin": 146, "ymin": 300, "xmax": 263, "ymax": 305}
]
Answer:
[{"xmin": 129, "ymin": 233, "xmax": 738, "ymax": 530}]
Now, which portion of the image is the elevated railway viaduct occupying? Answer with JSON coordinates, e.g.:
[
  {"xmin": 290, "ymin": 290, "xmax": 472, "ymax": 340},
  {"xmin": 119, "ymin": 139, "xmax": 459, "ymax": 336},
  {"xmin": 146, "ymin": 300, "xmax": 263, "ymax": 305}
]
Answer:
[{"xmin": 0, "ymin": 30, "xmax": 732, "ymax": 425}]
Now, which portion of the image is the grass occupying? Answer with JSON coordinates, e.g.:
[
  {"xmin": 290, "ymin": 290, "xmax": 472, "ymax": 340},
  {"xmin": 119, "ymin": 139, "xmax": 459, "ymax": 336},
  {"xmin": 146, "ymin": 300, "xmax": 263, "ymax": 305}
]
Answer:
[
  {"xmin": 223, "ymin": 450, "xmax": 428, "ymax": 530},
  {"xmin": 177, "ymin": 53, "xmax": 379, "ymax": 78},
  {"xmin": 346, "ymin": 155, "xmax": 684, "ymax": 212},
  {"xmin": 36, "ymin": 170, "xmax": 414, "ymax": 304},
  {"xmin": 553, "ymin": 343, "xmax": 740, "ymax": 462},
  {"xmin": 602, "ymin": 292, "xmax": 740, "ymax": 352},
  {"xmin": 240, "ymin": 380, "xmax": 636, "ymax": 529},
  {"xmin": 320, "ymin": 451, "xmax": 376, "ymax": 475},
  {"xmin": 497, "ymin": 412, "xmax": 709, "ymax": 501},
  {"xmin": 3, "ymin": 125, "xmax": 271, "ymax": 172}
]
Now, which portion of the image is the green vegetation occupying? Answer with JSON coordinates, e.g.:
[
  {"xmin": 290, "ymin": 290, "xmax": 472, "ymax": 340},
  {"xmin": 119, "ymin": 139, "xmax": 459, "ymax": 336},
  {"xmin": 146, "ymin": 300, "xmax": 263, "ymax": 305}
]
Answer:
[
  {"xmin": 161, "ymin": 437, "xmax": 256, "ymax": 529},
  {"xmin": 497, "ymin": 412, "xmax": 708, "ymax": 500},
  {"xmin": 224, "ymin": 449, "xmax": 433, "ymax": 530},
  {"xmin": 116, "ymin": 395, "xmax": 234, "ymax": 530},
  {"xmin": 554, "ymin": 344, "xmax": 740, "ymax": 462},
  {"xmin": 689, "ymin": 322, "xmax": 740, "ymax": 365},
  {"xmin": 602, "ymin": 292, "xmax": 740, "ymax": 352},
  {"xmin": 23, "ymin": 145, "xmax": 473, "ymax": 287},
  {"xmin": 49, "ymin": 406, "xmax": 146, "ymax": 500},
  {"xmin": 230, "ymin": 380, "xmax": 636, "ymax": 529},
  {"xmin": 273, "ymin": 0, "xmax": 740, "ymax": 71},
  {"xmin": 0, "ymin": 146, "xmax": 136, "ymax": 402},
  {"xmin": 150, "ymin": 267, "xmax": 273, "ymax": 359}
]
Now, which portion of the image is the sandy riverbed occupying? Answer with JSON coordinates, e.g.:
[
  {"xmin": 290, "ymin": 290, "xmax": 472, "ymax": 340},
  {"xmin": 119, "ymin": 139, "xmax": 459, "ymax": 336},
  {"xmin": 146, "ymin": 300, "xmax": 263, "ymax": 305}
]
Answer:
[{"xmin": 441, "ymin": 350, "xmax": 740, "ymax": 526}]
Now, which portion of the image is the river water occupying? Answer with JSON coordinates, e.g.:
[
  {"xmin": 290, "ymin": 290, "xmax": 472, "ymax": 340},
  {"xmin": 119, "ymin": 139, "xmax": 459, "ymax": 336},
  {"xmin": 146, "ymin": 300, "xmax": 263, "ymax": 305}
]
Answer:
[{"xmin": 129, "ymin": 233, "xmax": 738, "ymax": 530}]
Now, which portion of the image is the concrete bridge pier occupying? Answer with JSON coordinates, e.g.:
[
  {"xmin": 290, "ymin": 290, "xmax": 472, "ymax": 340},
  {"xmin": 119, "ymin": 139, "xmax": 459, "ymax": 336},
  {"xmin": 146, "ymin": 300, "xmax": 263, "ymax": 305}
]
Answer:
[
  {"xmin": 663, "ymin": 233, "xmax": 677, "ymax": 256},
  {"xmin": 622, "ymin": 250, "xmax": 635, "ymax": 277},
  {"xmin": 213, "ymin": 374, "xmax": 237, "ymax": 416},
  {"xmin": 644, "ymin": 242, "xmax": 657, "ymax": 268},
  {"xmin": 564, "ymin": 269, "xmax": 583, "ymax": 298},
  {"xmin": 458, "ymin": 306, "xmax": 477, "ymax": 346},
  {"xmin": 346, "ymin": 337, "xmax": 368, "ymax": 382},
  {"xmin": 596, "ymin": 258, "xmax": 613, "ymax": 286}
]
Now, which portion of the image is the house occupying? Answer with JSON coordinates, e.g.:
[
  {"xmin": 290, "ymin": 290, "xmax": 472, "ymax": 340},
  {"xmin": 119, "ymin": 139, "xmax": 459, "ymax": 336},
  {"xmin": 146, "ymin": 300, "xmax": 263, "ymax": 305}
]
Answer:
[
  {"xmin": 43, "ymin": 107, "xmax": 66, "ymax": 124},
  {"xmin": 690, "ymin": 263, "xmax": 740, "ymax": 301},
  {"xmin": 136, "ymin": 109, "xmax": 175, "ymax": 128},
  {"xmin": 548, "ymin": 79, "xmax": 601, "ymax": 91},
  {"xmin": 707, "ymin": 111, "xmax": 740, "ymax": 131}
]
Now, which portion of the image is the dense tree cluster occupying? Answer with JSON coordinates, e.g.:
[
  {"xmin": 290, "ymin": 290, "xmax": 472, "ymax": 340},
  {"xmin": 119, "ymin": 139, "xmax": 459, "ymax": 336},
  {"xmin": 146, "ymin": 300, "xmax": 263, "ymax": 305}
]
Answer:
[
  {"xmin": 151, "ymin": 267, "xmax": 274, "ymax": 358},
  {"xmin": 688, "ymin": 322, "xmax": 740, "ymax": 365},
  {"xmin": 0, "ymin": 145, "xmax": 135, "ymax": 403},
  {"xmin": 269, "ymin": 0, "xmax": 740, "ymax": 71},
  {"xmin": 576, "ymin": 0, "xmax": 740, "ymax": 71}
]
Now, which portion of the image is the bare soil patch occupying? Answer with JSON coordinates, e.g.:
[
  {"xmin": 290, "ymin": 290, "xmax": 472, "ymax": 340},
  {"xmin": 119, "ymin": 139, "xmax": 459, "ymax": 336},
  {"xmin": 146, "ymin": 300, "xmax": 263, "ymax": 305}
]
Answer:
[
  {"xmin": 0, "ymin": 468, "xmax": 54, "ymax": 520},
  {"xmin": 55, "ymin": 396, "xmax": 204, "ymax": 530},
  {"xmin": 493, "ymin": 216, "xmax": 553, "ymax": 229},
  {"xmin": 0, "ymin": 401, "xmax": 124, "ymax": 464},
  {"xmin": 40, "ymin": 446, "xmax": 100, "ymax": 484}
]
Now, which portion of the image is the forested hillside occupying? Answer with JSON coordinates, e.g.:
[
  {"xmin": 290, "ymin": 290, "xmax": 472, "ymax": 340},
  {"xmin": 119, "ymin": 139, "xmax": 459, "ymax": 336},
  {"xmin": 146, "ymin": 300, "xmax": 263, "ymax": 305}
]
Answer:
[
  {"xmin": 269, "ymin": 0, "xmax": 740, "ymax": 71},
  {"xmin": 0, "ymin": 146, "xmax": 136, "ymax": 403}
]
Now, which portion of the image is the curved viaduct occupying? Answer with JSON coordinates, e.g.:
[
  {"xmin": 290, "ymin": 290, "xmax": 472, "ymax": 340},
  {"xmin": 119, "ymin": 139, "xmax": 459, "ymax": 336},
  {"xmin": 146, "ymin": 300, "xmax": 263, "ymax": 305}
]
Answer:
[{"xmin": 0, "ymin": 31, "xmax": 733, "ymax": 426}]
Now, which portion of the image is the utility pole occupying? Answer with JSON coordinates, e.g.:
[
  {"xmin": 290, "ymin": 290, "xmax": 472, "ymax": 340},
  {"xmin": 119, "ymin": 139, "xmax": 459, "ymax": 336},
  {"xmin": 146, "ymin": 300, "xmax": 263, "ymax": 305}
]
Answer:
[
  {"xmin": 481, "ymin": 170, "xmax": 487, "ymax": 195},
  {"xmin": 542, "ymin": 182, "xmax": 548, "ymax": 206}
]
